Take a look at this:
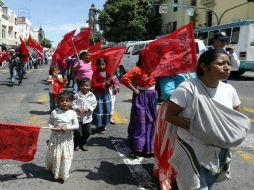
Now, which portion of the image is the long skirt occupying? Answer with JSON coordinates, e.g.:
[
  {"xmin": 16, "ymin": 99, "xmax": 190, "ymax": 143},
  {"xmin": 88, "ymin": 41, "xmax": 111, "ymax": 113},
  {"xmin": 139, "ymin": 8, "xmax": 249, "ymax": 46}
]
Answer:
[
  {"xmin": 92, "ymin": 92, "xmax": 112, "ymax": 128},
  {"xmin": 45, "ymin": 132, "xmax": 74, "ymax": 181},
  {"xmin": 128, "ymin": 90, "xmax": 157, "ymax": 154}
]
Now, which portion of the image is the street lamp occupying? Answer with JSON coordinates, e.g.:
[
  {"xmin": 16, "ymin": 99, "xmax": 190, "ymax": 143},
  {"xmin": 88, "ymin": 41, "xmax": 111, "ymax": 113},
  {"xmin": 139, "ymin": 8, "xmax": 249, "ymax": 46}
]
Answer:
[{"xmin": 218, "ymin": 0, "xmax": 254, "ymax": 24}]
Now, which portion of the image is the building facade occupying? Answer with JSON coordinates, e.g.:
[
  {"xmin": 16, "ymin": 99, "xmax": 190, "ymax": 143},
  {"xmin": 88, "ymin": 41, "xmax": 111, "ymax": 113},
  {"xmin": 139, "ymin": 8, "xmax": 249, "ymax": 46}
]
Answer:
[
  {"xmin": 17, "ymin": 16, "xmax": 33, "ymax": 40},
  {"xmin": 159, "ymin": 0, "xmax": 254, "ymax": 34}
]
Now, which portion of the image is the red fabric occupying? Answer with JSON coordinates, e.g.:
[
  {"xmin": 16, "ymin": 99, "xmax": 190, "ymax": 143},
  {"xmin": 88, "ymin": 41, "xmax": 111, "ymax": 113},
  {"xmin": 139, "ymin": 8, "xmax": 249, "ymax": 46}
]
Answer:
[
  {"xmin": 0, "ymin": 122, "xmax": 41, "ymax": 162},
  {"xmin": 121, "ymin": 66, "xmax": 156, "ymax": 88},
  {"xmin": 53, "ymin": 78, "xmax": 64, "ymax": 103},
  {"xmin": 142, "ymin": 23, "xmax": 197, "ymax": 78},
  {"xmin": 0, "ymin": 52, "xmax": 8, "ymax": 62},
  {"xmin": 19, "ymin": 37, "xmax": 30, "ymax": 59},
  {"xmin": 63, "ymin": 29, "xmax": 76, "ymax": 41},
  {"xmin": 92, "ymin": 71, "xmax": 113, "ymax": 93},
  {"xmin": 88, "ymin": 41, "xmax": 102, "ymax": 53},
  {"xmin": 73, "ymin": 28, "xmax": 91, "ymax": 52},
  {"xmin": 28, "ymin": 35, "xmax": 44, "ymax": 52},
  {"xmin": 53, "ymin": 33, "xmax": 76, "ymax": 68},
  {"xmin": 90, "ymin": 47, "xmax": 126, "ymax": 75}
]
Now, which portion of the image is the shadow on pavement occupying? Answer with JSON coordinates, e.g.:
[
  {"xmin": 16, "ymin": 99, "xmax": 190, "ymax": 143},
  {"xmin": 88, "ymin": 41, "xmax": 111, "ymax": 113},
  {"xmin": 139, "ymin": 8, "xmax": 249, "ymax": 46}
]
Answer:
[
  {"xmin": 21, "ymin": 163, "xmax": 58, "ymax": 182},
  {"xmin": 71, "ymin": 161, "xmax": 159, "ymax": 189},
  {"xmin": 71, "ymin": 161, "xmax": 138, "ymax": 186},
  {"xmin": 29, "ymin": 110, "xmax": 51, "ymax": 115},
  {"xmin": 0, "ymin": 173, "xmax": 23, "ymax": 182},
  {"xmin": 87, "ymin": 136, "xmax": 126, "ymax": 151}
]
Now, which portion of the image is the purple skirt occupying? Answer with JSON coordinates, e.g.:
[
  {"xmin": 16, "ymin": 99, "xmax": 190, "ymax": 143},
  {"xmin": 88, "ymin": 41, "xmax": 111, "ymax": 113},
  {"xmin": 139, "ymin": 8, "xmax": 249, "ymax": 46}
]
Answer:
[{"xmin": 128, "ymin": 90, "xmax": 157, "ymax": 154}]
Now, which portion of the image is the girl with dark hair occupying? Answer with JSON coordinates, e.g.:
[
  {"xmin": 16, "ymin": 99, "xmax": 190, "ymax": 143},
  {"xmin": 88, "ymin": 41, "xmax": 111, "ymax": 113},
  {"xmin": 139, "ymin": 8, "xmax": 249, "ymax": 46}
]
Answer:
[
  {"xmin": 165, "ymin": 49, "xmax": 250, "ymax": 189},
  {"xmin": 92, "ymin": 57, "xmax": 118, "ymax": 134},
  {"xmin": 121, "ymin": 54, "xmax": 157, "ymax": 156},
  {"xmin": 45, "ymin": 91, "xmax": 79, "ymax": 182}
]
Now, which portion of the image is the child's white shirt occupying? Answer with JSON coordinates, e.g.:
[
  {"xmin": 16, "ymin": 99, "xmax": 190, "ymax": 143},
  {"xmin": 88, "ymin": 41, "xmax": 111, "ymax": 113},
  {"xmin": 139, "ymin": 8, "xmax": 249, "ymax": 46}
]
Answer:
[{"xmin": 72, "ymin": 91, "xmax": 97, "ymax": 124}]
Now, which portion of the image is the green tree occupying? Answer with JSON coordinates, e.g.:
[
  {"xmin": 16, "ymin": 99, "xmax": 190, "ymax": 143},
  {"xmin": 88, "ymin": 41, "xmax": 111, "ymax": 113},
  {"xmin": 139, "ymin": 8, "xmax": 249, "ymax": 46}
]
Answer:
[
  {"xmin": 41, "ymin": 38, "xmax": 52, "ymax": 48},
  {"xmin": 98, "ymin": 0, "xmax": 160, "ymax": 42}
]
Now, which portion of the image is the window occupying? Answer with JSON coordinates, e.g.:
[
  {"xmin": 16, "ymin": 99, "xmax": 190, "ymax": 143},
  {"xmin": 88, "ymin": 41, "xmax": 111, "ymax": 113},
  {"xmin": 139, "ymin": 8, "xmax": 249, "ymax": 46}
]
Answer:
[
  {"xmin": 220, "ymin": 28, "xmax": 232, "ymax": 39},
  {"xmin": 198, "ymin": 32, "xmax": 208, "ymax": 45},
  {"xmin": 191, "ymin": 0, "xmax": 197, "ymax": 6},
  {"xmin": 231, "ymin": 27, "xmax": 240, "ymax": 44},
  {"xmin": 2, "ymin": 25, "xmax": 6, "ymax": 39},
  {"xmin": 173, "ymin": 21, "xmax": 177, "ymax": 31},
  {"xmin": 174, "ymin": 0, "xmax": 178, "ymax": 12},
  {"xmin": 132, "ymin": 44, "xmax": 146, "ymax": 55},
  {"xmin": 208, "ymin": 30, "xmax": 219, "ymax": 45}
]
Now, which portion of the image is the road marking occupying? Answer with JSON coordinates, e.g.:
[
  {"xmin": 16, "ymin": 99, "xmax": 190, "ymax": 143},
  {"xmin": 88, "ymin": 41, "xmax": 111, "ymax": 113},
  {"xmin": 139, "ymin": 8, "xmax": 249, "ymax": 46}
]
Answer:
[
  {"xmin": 112, "ymin": 111, "xmax": 129, "ymax": 124},
  {"xmin": 36, "ymin": 95, "xmax": 49, "ymax": 103},
  {"xmin": 240, "ymin": 97, "xmax": 254, "ymax": 102},
  {"xmin": 236, "ymin": 150, "xmax": 254, "ymax": 165},
  {"xmin": 27, "ymin": 115, "xmax": 48, "ymax": 125},
  {"xmin": 111, "ymin": 139, "xmax": 156, "ymax": 190},
  {"xmin": 240, "ymin": 105, "xmax": 254, "ymax": 114}
]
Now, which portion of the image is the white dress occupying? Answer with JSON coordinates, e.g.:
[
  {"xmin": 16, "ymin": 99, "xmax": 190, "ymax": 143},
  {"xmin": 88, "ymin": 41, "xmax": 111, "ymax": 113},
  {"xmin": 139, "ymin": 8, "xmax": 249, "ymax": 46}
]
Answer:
[{"xmin": 45, "ymin": 108, "xmax": 79, "ymax": 181}]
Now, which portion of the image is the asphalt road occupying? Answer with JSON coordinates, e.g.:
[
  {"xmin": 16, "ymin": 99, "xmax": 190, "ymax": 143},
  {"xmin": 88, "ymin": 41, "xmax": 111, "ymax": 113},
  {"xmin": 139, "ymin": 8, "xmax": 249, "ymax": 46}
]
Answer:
[{"xmin": 0, "ymin": 65, "xmax": 253, "ymax": 190}]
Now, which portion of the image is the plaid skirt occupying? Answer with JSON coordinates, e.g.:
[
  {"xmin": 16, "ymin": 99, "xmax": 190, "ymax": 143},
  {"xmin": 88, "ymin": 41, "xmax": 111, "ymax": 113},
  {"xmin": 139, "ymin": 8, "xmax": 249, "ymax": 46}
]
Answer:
[{"xmin": 92, "ymin": 92, "xmax": 112, "ymax": 128}]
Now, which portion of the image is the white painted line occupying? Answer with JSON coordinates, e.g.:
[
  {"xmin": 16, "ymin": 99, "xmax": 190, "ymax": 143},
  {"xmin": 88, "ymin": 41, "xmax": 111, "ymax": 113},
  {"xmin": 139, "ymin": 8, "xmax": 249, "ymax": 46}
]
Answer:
[{"xmin": 111, "ymin": 139, "xmax": 157, "ymax": 190}]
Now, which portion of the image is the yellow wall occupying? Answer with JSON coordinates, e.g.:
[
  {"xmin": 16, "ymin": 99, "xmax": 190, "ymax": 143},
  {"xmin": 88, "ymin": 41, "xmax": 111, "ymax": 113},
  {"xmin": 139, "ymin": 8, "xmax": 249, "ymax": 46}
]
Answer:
[
  {"xmin": 196, "ymin": 0, "xmax": 254, "ymax": 27},
  {"xmin": 160, "ymin": 0, "xmax": 254, "ymax": 33}
]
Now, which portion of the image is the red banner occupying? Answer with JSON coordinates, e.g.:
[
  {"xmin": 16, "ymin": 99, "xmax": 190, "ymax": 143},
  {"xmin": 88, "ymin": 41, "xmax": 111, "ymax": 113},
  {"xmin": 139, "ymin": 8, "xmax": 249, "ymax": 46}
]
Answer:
[
  {"xmin": 90, "ymin": 47, "xmax": 126, "ymax": 74},
  {"xmin": 0, "ymin": 51, "xmax": 8, "ymax": 62},
  {"xmin": 19, "ymin": 37, "xmax": 30, "ymax": 58},
  {"xmin": 73, "ymin": 28, "xmax": 91, "ymax": 52},
  {"xmin": 88, "ymin": 41, "xmax": 103, "ymax": 53},
  {"xmin": 142, "ymin": 23, "xmax": 197, "ymax": 78},
  {"xmin": 51, "ymin": 30, "xmax": 76, "ymax": 68},
  {"xmin": 28, "ymin": 35, "xmax": 44, "ymax": 52},
  {"xmin": 0, "ymin": 122, "xmax": 41, "ymax": 162}
]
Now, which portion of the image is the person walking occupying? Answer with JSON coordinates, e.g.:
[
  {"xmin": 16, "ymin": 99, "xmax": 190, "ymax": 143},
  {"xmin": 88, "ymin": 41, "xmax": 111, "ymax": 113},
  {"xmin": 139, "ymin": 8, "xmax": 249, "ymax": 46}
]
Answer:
[
  {"xmin": 8, "ymin": 49, "xmax": 18, "ymax": 86},
  {"xmin": 121, "ymin": 54, "xmax": 157, "ymax": 156},
  {"xmin": 165, "ymin": 49, "xmax": 250, "ymax": 190},
  {"xmin": 45, "ymin": 92, "xmax": 79, "ymax": 182},
  {"xmin": 72, "ymin": 77, "xmax": 97, "ymax": 151}
]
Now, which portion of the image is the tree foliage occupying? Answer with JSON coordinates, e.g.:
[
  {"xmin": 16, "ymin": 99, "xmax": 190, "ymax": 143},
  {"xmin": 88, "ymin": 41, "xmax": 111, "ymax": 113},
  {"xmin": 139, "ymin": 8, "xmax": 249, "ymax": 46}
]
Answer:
[
  {"xmin": 98, "ymin": 0, "xmax": 161, "ymax": 42},
  {"xmin": 41, "ymin": 38, "xmax": 52, "ymax": 48}
]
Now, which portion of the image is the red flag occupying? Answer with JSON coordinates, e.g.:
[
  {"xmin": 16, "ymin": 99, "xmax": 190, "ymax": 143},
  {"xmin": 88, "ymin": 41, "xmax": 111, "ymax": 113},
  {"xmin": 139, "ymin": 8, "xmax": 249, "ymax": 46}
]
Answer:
[
  {"xmin": 90, "ymin": 47, "xmax": 126, "ymax": 74},
  {"xmin": 88, "ymin": 41, "xmax": 103, "ymax": 53},
  {"xmin": 0, "ymin": 122, "xmax": 41, "ymax": 162},
  {"xmin": 73, "ymin": 28, "xmax": 91, "ymax": 52},
  {"xmin": 63, "ymin": 29, "xmax": 76, "ymax": 41},
  {"xmin": 142, "ymin": 23, "xmax": 197, "ymax": 78},
  {"xmin": 0, "ymin": 51, "xmax": 8, "ymax": 62},
  {"xmin": 28, "ymin": 35, "xmax": 44, "ymax": 52},
  {"xmin": 52, "ymin": 30, "xmax": 76, "ymax": 68},
  {"xmin": 19, "ymin": 37, "xmax": 30, "ymax": 57}
]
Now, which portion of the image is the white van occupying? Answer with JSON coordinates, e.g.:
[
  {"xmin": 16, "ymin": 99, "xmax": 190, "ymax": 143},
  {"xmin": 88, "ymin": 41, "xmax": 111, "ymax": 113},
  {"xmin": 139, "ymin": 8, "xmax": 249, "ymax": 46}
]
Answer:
[
  {"xmin": 118, "ymin": 39, "xmax": 206, "ymax": 77},
  {"xmin": 119, "ymin": 40, "xmax": 154, "ymax": 72}
]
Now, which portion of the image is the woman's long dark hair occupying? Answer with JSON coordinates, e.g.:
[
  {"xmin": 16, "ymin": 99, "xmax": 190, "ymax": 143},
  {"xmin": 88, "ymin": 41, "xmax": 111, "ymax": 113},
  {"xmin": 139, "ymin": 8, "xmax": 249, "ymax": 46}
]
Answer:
[{"xmin": 197, "ymin": 49, "xmax": 229, "ymax": 78}]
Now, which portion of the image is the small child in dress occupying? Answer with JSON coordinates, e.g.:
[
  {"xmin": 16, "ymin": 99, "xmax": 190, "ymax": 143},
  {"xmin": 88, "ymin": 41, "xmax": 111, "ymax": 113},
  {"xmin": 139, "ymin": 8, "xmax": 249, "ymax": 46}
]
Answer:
[
  {"xmin": 47, "ymin": 66, "xmax": 65, "ymax": 111},
  {"xmin": 72, "ymin": 77, "xmax": 97, "ymax": 151},
  {"xmin": 45, "ymin": 91, "xmax": 79, "ymax": 182}
]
